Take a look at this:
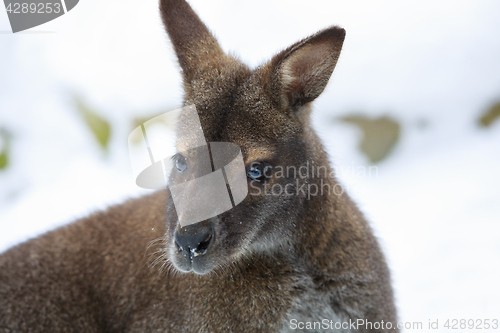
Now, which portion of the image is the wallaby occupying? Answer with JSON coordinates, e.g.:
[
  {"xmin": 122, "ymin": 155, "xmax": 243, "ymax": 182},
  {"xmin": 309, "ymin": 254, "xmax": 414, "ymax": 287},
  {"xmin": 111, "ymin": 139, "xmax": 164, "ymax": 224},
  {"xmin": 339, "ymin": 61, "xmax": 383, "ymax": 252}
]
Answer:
[{"xmin": 0, "ymin": 0, "xmax": 398, "ymax": 332}]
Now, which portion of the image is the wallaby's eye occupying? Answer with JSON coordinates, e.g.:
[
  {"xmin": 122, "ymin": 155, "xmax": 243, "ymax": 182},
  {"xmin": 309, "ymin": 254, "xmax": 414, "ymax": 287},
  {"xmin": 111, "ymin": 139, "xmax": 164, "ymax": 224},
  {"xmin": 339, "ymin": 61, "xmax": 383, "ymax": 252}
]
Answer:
[
  {"xmin": 247, "ymin": 162, "xmax": 272, "ymax": 182},
  {"xmin": 174, "ymin": 154, "xmax": 187, "ymax": 173}
]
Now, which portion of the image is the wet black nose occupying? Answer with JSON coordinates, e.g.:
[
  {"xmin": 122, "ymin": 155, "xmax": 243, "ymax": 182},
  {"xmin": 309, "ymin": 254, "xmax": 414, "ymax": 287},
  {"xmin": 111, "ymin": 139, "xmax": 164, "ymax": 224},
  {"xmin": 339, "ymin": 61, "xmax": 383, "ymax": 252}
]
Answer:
[{"xmin": 174, "ymin": 224, "xmax": 214, "ymax": 259}]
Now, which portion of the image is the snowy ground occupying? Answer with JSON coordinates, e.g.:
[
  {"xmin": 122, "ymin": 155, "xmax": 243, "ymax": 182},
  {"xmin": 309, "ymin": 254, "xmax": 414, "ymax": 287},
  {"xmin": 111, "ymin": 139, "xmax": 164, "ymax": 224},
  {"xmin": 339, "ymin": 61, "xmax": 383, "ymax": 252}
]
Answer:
[{"xmin": 1, "ymin": 0, "xmax": 500, "ymax": 331}]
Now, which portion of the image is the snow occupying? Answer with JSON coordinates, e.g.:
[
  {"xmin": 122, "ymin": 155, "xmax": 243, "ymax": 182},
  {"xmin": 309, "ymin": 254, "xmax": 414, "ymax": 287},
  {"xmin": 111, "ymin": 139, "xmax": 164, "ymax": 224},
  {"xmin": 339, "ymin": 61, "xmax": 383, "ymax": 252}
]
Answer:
[{"xmin": 1, "ymin": 0, "xmax": 500, "ymax": 331}]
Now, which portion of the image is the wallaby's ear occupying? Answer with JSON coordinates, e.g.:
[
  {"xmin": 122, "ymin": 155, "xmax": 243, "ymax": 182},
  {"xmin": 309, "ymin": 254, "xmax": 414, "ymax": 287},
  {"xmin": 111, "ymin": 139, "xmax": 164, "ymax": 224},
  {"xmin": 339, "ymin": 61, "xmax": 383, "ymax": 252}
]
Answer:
[
  {"xmin": 160, "ymin": 0, "xmax": 228, "ymax": 84},
  {"xmin": 265, "ymin": 27, "xmax": 346, "ymax": 111}
]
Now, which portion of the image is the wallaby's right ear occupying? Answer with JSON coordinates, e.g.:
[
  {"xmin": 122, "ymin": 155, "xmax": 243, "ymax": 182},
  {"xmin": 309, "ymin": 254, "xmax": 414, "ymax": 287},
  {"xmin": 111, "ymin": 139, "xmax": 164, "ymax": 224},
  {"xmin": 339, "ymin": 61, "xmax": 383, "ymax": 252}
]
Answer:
[
  {"xmin": 160, "ymin": 0, "xmax": 228, "ymax": 85},
  {"xmin": 265, "ymin": 27, "xmax": 346, "ymax": 112}
]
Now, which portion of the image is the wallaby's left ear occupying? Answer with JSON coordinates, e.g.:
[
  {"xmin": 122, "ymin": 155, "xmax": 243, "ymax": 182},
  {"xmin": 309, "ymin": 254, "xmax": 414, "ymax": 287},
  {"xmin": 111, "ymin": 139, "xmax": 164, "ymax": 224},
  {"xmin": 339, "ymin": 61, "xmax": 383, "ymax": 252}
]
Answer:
[{"xmin": 266, "ymin": 27, "xmax": 346, "ymax": 111}]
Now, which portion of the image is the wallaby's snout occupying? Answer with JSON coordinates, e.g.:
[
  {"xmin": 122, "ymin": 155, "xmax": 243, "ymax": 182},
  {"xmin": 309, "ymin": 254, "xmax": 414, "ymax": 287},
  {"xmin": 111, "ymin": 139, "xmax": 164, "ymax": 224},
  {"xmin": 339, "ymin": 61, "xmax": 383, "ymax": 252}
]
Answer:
[
  {"xmin": 174, "ymin": 224, "xmax": 214, "ymax": 258},
  {"xmin": 173, "ymin": 222, "xmax": 215, "ymax": 273}
]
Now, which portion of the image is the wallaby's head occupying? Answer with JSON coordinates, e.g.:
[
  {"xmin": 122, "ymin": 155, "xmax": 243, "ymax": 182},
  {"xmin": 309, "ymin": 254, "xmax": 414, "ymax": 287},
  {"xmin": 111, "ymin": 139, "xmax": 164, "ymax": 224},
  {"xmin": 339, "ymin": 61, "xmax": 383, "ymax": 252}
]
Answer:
[{"xmin": 160, "ymin": 0, "xmax": 345, "ymax": 274}]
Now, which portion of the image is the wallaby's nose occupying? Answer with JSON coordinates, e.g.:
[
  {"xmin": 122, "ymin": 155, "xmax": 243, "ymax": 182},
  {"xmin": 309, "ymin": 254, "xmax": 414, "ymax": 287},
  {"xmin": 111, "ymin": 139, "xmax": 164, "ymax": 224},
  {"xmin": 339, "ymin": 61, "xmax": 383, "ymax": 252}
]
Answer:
[{"xmin": 174, "ymin": 224, "xmax": 213, "ymax": 259}]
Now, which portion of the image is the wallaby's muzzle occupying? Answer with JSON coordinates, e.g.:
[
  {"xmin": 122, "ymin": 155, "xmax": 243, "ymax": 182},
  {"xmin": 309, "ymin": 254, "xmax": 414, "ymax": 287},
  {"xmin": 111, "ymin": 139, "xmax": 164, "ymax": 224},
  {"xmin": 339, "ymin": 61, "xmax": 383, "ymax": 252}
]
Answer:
[
  {"xmin": 173, "ymin": 222, "xmax": 215, "ymax": 273},
  {"xmin": 175, "ymin": 224, "xmax": 213, "ymax": 257}
]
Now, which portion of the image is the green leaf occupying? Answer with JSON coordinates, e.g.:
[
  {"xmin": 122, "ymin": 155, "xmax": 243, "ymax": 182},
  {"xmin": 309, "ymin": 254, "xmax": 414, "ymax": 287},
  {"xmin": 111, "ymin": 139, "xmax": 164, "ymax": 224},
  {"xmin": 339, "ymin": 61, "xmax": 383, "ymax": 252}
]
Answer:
[
  {"xmin": 0, "ymin": 150, "xmax": 8, "ymax": 170},
  {"xmin": 479, "ymin": 102, "xmax": 500, "ymax": 128},
  {"xmin": 340, "ymin": 115, "xmax": 401, "ymax": 163},
  {"xmin": 75, "ymin": 97, "xmax": 111, "ymax": 151},
  {"xmin": 0, "ymin": 128, "xmax": 11, "ymax": 170}
]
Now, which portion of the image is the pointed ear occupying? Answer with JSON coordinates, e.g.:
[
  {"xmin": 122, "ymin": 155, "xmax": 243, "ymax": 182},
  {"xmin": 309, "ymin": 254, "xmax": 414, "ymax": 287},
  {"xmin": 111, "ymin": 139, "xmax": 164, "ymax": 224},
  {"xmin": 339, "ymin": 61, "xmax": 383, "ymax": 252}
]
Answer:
[
  {"xmin": 160, "ymin": 0, "xmax": 228, "ymax": 84},
  {"xmin": 266, "ymin": 27, "xmax": 346, "ymax": 111}
]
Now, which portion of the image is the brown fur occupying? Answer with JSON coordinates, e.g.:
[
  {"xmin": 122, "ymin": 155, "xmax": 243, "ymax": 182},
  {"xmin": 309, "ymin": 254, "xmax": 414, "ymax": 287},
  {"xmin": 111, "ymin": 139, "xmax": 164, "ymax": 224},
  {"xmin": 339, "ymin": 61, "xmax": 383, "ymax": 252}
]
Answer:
[{"xmin": 0, "ymin": 0, "xmax": 398, "ymax": 331}]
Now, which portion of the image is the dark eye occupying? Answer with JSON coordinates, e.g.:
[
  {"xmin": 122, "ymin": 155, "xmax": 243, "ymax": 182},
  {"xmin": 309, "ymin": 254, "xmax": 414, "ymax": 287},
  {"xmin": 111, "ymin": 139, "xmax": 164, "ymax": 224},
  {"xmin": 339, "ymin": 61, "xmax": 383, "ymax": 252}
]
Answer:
[
  {"xmin": 247, "ymin": 162, "xmax": 272, "ymax": 182},
  {"xmin": 175, "ymin": 154, "xmax": 187, "ymax": 173}
]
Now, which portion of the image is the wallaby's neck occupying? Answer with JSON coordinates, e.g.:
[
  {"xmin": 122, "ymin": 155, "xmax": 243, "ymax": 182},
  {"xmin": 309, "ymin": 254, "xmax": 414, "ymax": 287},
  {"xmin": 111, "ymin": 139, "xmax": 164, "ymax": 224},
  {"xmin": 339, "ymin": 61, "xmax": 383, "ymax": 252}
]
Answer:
[{"xmin": 290, "ymin": 128, "xmax": 368, "ymax": 281}]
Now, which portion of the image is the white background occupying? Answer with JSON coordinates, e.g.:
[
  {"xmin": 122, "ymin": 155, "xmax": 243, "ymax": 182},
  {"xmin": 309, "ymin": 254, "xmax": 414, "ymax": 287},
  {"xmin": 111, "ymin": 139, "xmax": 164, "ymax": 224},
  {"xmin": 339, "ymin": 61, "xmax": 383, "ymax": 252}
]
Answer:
[{"xmin": 1, "ymin": 0, "xmax": 500, "ymax": 331}]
